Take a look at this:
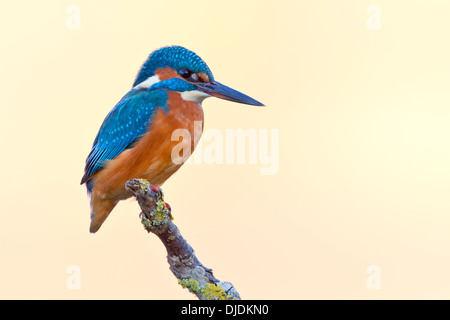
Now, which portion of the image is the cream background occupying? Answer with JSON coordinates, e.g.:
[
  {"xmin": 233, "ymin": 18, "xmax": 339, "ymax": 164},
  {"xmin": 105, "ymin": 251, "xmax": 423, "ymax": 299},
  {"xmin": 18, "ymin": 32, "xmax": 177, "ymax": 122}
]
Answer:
[{"xmin": 1, "ymin": 1, "xmax": 450, "ymax": 299}]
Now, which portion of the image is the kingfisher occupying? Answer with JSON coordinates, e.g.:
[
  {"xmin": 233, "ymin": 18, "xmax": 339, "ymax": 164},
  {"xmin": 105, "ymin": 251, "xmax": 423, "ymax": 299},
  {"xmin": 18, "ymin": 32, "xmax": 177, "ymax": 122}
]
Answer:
[{"xmin": 81, "ymin": 45, "xmax": 264, "ymax": 233}]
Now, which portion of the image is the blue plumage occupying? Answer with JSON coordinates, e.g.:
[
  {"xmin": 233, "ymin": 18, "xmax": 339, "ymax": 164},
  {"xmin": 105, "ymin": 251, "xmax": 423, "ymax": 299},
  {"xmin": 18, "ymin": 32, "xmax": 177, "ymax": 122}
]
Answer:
[
  {"xmin": 133, "ymin": 46, "xmax": 214, "ymax": 87},
  {"xmin": 150, "ymin": 77, "xmax": 198, "ymax": 92},
  {"xmin": 81, "ymin": 77, "xmax": 199, "ymax": 191},
  {"xmin": 81, "ymin": 88, "xmax": 168, "ymax": 190}
]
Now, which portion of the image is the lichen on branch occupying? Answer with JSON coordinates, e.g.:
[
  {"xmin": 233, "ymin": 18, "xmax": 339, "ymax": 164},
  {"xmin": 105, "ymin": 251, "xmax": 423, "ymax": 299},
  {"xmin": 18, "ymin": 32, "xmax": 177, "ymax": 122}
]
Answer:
[{"xmin": 125, "ymin": 178, "xmax": 240, "ymax": 300}]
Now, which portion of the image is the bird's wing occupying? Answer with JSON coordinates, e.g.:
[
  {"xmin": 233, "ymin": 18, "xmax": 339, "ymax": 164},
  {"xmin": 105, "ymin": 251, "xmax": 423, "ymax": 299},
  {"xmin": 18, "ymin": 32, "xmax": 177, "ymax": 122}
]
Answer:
[{"xmin": 81, "ymin": 89, "xmax": 168, "ymax": 187}]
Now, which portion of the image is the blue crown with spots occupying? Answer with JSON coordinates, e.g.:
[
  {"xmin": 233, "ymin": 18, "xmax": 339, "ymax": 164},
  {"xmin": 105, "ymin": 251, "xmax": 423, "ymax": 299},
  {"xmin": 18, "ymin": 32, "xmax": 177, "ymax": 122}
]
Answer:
[{"xmin": 133, "ymin": 46, "xmax": 215, "ymax": 87}]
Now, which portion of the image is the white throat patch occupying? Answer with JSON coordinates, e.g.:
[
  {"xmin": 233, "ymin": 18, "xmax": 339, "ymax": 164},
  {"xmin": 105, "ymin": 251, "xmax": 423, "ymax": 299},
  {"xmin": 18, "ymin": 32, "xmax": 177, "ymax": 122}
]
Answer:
[
  {"xmin": 181, "ymin": 90, "xmax": 211, "ymax": 104},
  {"xmin": 133, "ymin": 75, "xmax": 160, "ymax": 90}
]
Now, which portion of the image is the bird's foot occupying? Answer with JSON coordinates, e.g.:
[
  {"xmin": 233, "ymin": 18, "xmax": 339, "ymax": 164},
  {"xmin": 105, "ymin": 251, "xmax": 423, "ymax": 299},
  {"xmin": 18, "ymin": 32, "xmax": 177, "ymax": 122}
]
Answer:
[
  {"xmin": 150, "ymin": 184, "xmax": 163, "ymax": 199},
  {"xmin": 149, "ymin": 184, "xmax": 173, "ymax": 220},
  {"xmin": 137, "ymin": 183, "xmax": 174, "ymax": 228},
  {"xmin": 165, "ymin": 202, "xmax": 174, "ymax": 221}
]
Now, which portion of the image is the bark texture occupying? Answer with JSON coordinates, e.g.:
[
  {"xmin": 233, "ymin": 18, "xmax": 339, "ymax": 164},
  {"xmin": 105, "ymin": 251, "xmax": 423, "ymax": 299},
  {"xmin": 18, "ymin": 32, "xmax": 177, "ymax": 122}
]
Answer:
[{"xmin": 125, "ymin": 178, "xmax": 240, "ymax": 300}]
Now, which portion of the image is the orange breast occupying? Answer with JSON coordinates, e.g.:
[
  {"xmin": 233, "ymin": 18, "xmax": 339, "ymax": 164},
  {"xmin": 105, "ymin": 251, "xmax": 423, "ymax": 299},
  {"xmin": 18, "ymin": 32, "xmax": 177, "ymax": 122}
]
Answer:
[{"xmin": 91, "ymin": 91, "xmax": 204, "ymax": 200}]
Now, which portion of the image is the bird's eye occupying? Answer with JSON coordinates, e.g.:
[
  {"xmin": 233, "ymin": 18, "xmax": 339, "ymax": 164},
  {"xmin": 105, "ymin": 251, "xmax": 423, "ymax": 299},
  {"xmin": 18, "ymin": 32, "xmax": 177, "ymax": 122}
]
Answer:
[{"xmin": 179, "ymin": 68, "xmax": 193, "ymax": 79}]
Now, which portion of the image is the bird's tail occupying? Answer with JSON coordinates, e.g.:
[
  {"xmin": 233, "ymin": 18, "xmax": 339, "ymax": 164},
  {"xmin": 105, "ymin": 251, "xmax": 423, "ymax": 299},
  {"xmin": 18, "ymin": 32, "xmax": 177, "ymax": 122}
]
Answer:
[{"xmin": 89, "ymin": 192, "xmax": 118, "ymax": 233}]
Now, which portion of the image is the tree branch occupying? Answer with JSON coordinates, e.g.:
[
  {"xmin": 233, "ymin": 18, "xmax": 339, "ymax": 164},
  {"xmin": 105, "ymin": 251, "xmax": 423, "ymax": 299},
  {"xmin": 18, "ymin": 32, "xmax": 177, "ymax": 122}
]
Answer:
[{"xmin": 125, "ymin": 178, "xmax": 240, "ymax": 300}]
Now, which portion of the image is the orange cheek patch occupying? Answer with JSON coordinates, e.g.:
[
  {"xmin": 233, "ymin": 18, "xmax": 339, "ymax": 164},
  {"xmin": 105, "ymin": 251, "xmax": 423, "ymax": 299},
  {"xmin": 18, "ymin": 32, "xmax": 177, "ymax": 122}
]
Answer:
[
  {"xmin": 155, "ymin": 67, "xmax": 211, "ymax": 84},
  {"xmin": 197, "ymin": 72, "xmax": 210, "ymax": 83},
  {"xmin": 155, "ymin": 67, "xmax": 180, "ymax": 80}
]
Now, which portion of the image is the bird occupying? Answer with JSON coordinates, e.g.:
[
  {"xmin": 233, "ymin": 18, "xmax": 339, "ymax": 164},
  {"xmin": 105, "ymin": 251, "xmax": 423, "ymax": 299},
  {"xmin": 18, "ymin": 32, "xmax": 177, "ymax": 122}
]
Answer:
[{"xmin": 81, "ymin": 45, "xmax": 264, "ymax": 233}]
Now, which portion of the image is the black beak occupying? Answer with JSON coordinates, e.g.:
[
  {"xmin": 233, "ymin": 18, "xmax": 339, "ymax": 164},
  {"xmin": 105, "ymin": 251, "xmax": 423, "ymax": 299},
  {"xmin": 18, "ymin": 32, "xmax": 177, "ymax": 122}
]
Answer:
[{"xmin": 197, "ymin": 81, "xmax": 264, "ymax": 106}]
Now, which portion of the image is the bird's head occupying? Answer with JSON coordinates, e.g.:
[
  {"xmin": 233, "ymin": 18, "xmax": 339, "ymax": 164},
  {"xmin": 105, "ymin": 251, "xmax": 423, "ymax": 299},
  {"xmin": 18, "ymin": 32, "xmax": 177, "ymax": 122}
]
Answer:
[{"xmin": 133, "ymin": 46, "xmax": 264, "ymax": 106}]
